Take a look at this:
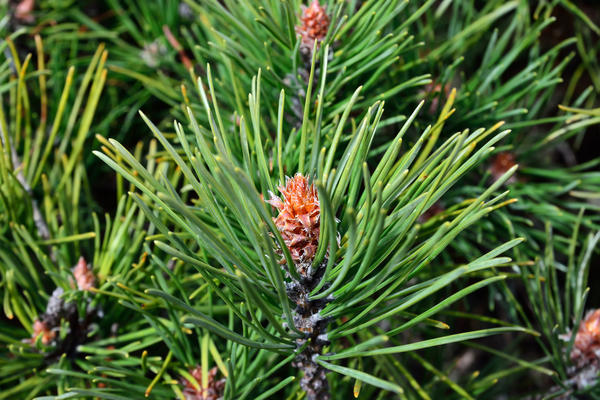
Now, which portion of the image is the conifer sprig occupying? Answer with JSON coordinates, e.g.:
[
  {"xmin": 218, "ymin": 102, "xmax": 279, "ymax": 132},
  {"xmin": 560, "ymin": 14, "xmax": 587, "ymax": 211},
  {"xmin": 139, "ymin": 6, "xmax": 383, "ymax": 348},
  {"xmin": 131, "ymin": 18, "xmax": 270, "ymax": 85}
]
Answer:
[
  {"xmin": 91, "ymin": 65, "xmax": 541, "ymax": 397},
  {"xmin": 0, "ymin": 1, "xmax": 599, "ymax": 398}
]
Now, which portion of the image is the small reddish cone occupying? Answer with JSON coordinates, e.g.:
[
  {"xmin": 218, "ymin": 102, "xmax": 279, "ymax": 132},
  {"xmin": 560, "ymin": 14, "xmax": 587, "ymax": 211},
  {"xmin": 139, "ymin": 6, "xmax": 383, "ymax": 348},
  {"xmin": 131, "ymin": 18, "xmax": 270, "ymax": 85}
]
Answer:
[
  {"xmin": 14, "ymin": 0, "xmax": 35, "ymax": 23},
  {"xmin": 72, "ymin": 256, "xmax": 95, "ymax": 291},
  {"xmin": 571, "ymin": 309, "xmax": 600, "ymax": 368},
  {"xmin": 29, "ymin": 319, "xmax": 55, "ymax": 345},
  {"xmin": 267, "ymin": 174, "xmax": 320, "ymax": 276},
  {"xmin": 181, "ymin": 366, "xmax": 225, "ymax": 400},
  {"xmin": 296, "ymin": 0, "xmax": 330, "ymax": 53},
  {"xmin": 489, "ymin": 152, "xmax": 518, "ymax": 184}
]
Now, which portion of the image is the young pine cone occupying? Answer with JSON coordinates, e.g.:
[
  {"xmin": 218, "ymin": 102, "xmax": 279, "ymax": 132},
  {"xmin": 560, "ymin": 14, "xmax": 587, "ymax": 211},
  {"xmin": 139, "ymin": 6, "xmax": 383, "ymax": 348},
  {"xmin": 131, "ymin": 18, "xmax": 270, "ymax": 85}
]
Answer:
[
  {"xmin": 26, "ymin": 286, "xmax": 94, "ymax": 354},
  {"xmin": 14, "ymin": 0, "xmax": 35, "ymax": 23},
  {"xmin": 29, "ymin": 319, "xmax": 56, "ymax": 345},
  {"xmin": 72, "ymin": 256, "xmax": 95, "ymax": 291},
  {"xmin": 26, "ymin": 288, "xmax": 71, "ymax": 346},
  {"xmin": 181, "ymin": 366, "xmax": 225, "ymax": 400},
  {"xmin": 296, "ymin": 0, "xmax": 330, "ymax": 55},
  {"xmin": 267, "ymin": 174, "xmax": 320, "ymax": 277},
  {"xmin": 571, "ymin": 309, "xmax": 600, "ymax": 369}
]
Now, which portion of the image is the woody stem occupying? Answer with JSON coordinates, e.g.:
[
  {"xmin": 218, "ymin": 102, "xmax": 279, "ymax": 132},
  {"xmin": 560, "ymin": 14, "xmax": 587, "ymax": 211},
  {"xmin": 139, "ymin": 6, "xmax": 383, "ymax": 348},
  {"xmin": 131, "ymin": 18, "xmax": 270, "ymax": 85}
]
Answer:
[{"xmin": 287, "ymin": 260, "xmax": 331, "ymax": 400}]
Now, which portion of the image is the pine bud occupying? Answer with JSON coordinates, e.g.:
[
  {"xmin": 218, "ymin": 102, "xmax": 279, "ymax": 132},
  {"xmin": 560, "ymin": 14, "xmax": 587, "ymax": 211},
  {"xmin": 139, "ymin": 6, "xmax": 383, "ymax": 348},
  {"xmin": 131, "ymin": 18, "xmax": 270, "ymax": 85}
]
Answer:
[
  {"xmin": 571, "ymin": 309, "xmax": 600, "ymax": 369},
  {"xmin": 26, "ymin": 287, "xmax": 90, "ymax": 352},
  {"xmin": 14, "ymin": 0, "xmax": 35, "ymax": 23},
  {"xmin": 267, "ymin": 174, "xmax": 320, "ymax": 277},
  {"xmin": 296, "ymin": 1, "xmax": 330, "ymax": 55},
  {"xmin": 181, "ymin": 366, "xmax": 226, "ymax": 400},
  {"xmin": 72, "ymin": 256, "xmax": 95, "ymax": 291},
  {"xmin": 29, "ymin": 319, "xmax": 55, "ymax": 345}
]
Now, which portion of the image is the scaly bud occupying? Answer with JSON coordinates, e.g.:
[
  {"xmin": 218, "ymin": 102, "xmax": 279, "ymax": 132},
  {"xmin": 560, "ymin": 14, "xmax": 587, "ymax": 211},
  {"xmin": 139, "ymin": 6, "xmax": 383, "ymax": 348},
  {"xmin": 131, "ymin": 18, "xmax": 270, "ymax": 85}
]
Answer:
[
  {"xmin": 14, "ymin": 0, "xmax": 35, "ymax": 23},
  {"xmin": 267, "ymin": 174, "xmax": 320, "ymax": 277},
  {"xmin": 571, "ymin": 309, "xmax": 600, "ymax": 369},
  {"xmin": 181, "ymin": 366, "xmax": 226, "ymax": 400},
  {"xmin": 29, "ymin": 319, "xmax": 55, "ymax": 345},
  {"xmin": 72, "ymin": 256, "xmax": 95, "ymax": 291},
  {"xmin": 296, "ymin": 1, "xmax": 330, "ymax": 55}
]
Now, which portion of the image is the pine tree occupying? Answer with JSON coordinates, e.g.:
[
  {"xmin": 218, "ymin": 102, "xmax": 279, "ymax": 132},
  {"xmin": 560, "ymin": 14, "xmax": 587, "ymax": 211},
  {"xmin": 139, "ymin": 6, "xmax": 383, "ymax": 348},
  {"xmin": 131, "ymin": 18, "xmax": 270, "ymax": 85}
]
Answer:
[{"xmin": 0, "ymin": 1, "xmax": 599, "ymax": 399}]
